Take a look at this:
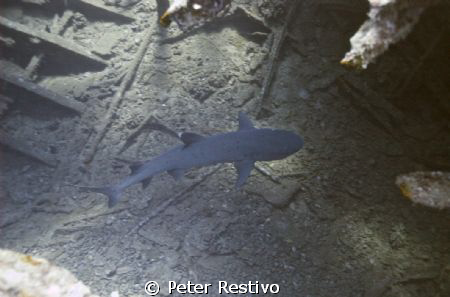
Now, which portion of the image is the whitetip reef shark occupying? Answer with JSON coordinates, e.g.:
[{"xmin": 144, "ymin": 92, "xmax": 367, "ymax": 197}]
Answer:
[{"xmin": 80, "ymin": 112, "xmax": 303, "ymax": 207}]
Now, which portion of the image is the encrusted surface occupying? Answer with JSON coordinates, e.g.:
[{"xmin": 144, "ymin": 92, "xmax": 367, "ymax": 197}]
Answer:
[
  {"xmin": 396, "ymin": 171, "xmax": 450, "ymax": 209},
  {"xmin": 341, "ymin": 0, "xmax": 440, "ymax": 68},
  {"xmin": 0, "ymin": 249, "xmax": 101, "ymax": 297}
]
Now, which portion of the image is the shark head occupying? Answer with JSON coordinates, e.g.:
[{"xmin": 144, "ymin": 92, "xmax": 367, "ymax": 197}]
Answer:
[
  {"xmin": 273, "ymin": 129, "xmax": 304, "ymax": 158},
  {"xmin": 248, "ymin": 129, "xmax": 303, "ymax": 161}
]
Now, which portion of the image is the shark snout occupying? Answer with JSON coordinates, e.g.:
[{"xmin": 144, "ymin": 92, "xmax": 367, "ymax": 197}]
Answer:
[
  {"xmin": 266, "ymin": 129, "xmax": 304, "ymax": 159},
  {"xmin": 292, "ymin": 133, "xmax": 304, "ymax": 151},
  {"xmin": 285, "ymin": 131, "xmax": 304, "ymax": 154}
]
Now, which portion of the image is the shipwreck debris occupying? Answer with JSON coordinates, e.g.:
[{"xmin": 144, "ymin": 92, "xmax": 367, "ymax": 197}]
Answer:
[
  {"xmin": 0, "ymin": 5, "xmax": 87, "ymax": 168},
  {"xmin": 22, "ymin": 10, "xmax": 75, "ymax": 81},
  {"xmin": 0, "ymin": 15, "xmax": 107, "ymax": 68},
  {"xmin": 396, "ymin": 171, "xmax": 450, "ymax": 210},
  {"xmin": 71, "ymin": 0, "xmax": 137, "ymax": 22},
  {"xmin": 160, "ymin": 0, "xmax": 232, "ymax": 31},
  {"xmin": 103, "ymin": 0, "xmax": 141, "ymax": 8},
  {"xmin": 0, "ymin": 95, "xmax": 13, "ymax": 118},
  {"xmin": 256, "ymin": 0, "xmax": 300, "ymax": 119},
  {"xmin": 0, "ymin": 249, "xmax": 111, "ymax": 297},
  {"xmin": 0, "ymin": 129, "xmax": 59, "ymax": 167},
  {"xmin": 0, "ymin": 71, "xmax": 85, "ymax": 114},
  {"xmin": 0, "ymin": 0, "xmax": 138, "ymax": 168},
  {"xmin": 341, "ymin": 0, "xmax": 441, "ymax": 69},
  {"xmin": 81, "ymin": 24, "xmax": 154, "ymax": 164},
  {"xmin": 21, "ymin": 0, "xmax": 49, "ymax": 4}
]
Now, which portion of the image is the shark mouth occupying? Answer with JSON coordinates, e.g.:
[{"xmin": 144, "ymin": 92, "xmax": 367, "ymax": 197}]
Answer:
[{"xmin": 160, "ymin": 0, "xmax": 232, "ymax": 31}]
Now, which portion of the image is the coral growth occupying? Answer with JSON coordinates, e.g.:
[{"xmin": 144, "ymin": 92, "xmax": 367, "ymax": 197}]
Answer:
[{"xmin": 341, "ymin": 0, "xmax": 440, "ymax": 69}]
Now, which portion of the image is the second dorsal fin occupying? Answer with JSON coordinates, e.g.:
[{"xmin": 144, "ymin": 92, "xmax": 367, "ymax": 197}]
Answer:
[{"xmin": 180, "ymin": 132, "xmax": 205, "ymax": 146}]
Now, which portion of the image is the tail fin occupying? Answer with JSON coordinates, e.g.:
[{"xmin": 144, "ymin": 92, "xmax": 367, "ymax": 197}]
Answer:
[{"xmin": 78, "ymin": 186, "xmax": 121, "ymax": 208}]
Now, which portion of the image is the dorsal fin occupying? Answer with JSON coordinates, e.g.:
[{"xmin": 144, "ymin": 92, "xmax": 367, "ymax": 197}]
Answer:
[
  {"xmin": 238, "ymin": 112, "xmax": 255, "ymax": 130},
  {"xmin": 180, "ymin": 132, "xmax": 205, "ymax": 146}
]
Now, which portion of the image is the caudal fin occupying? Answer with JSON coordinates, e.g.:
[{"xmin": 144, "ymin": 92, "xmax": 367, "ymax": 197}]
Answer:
[{"xmin": 78, "ymin": 186, "xmax": 121, "ymax": 208}]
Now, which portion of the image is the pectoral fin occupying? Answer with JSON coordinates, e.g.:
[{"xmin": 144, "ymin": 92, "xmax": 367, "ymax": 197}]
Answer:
[
  {"xmin": 234, "ymin": 160, "xmax": 255, "ymax": 188},
  {"xmin": 238, "ymin": 112, "xmax": 255, "ymax": 130},
  {"xmin": 141, "ymin": 177, "xmax": 153, "ymax": 189},
  {"xmin": 181, "ymin": 132, "xmax": 205, "ymax": 146},
  {"xmin": 168, "ymin": 169, "xmax": 185, "ymax": 181}
]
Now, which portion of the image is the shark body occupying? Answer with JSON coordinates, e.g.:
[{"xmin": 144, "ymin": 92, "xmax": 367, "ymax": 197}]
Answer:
[{"xmin": 82, "ymin": 112, "xmax": 303, "ymax": 207}]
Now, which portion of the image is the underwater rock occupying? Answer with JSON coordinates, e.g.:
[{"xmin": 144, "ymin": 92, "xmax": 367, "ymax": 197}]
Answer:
[
  {"xmin": 341, "ymin": 0, "xmax": 440, "ymax": 69},
  {"xmin": 395, "ymin": 171, "xmax": 450, "ymax": 209},
  {"xmin": 0, "ymin": 249, "xmax": 117, "ymax": 297},
  {"xmin": 247, "ymin": 179, "xmax": 301, "ymax": 207}
]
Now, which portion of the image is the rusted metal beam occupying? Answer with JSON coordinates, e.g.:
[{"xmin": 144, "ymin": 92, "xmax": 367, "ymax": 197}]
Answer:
[
  {"xmin": 0, "ymin": 16, "xmax": 107, "ymax": 68},
  {"xmin": 0, "ymin": 71, "xmax": 85, "ymax": 114},
  {"xmin": 71, "ymin": 0, "xmax": 136, "ymax": 23},
  {"xmin": 0, "ymin": 94, "xmax": 13, "ymax": 118},
  {"xmin": 0, "ymin": 129, "xmax": 59, "ymax": 167},
  {"xmin": 256, "ymin": 1, "xmax": 300, "ymax": 119}
]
